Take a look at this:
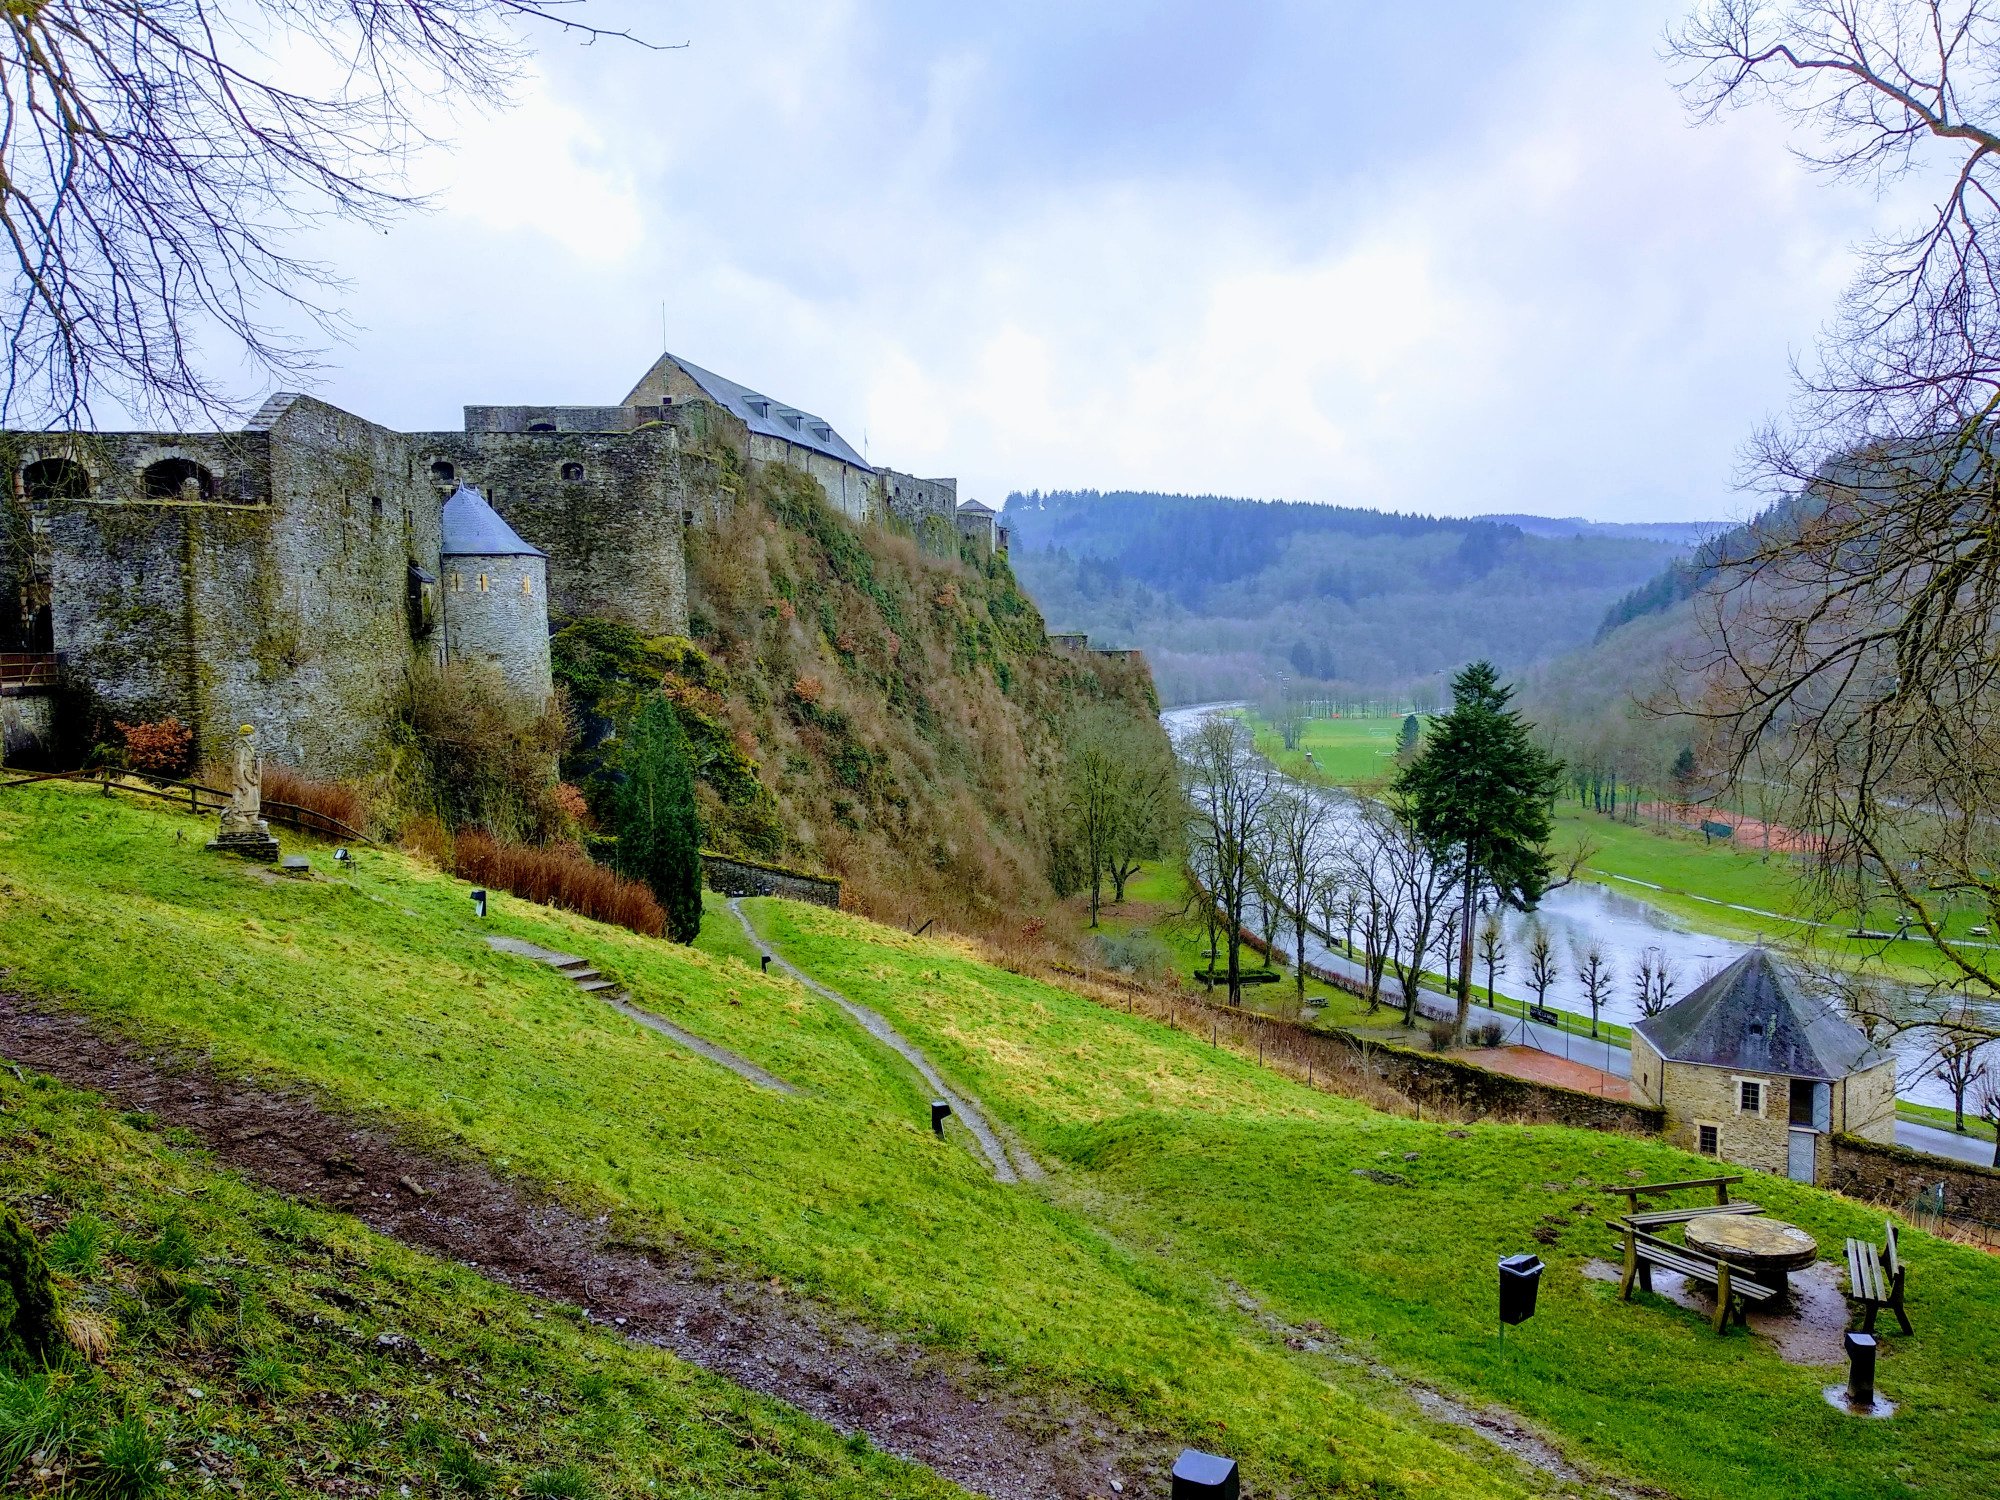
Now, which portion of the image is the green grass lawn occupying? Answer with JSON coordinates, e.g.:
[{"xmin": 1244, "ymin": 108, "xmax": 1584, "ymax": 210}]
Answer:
[
  {"xmin": 4, "ymin": 782, "xmax": 1998, "ymax": 1500},
  {"xmin": 0, "ymin": 1068, "xmax": 963, "ymax": 1499}
]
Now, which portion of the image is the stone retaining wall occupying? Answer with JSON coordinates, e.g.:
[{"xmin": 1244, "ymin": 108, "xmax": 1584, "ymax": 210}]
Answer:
[
  {"xmin": 701, "ymin": 852, "xmax": 841, "ymax": 909},
  {"xmin": 1826, "ymin": 1132, "xmax": 2000, "ymax": 1228}
]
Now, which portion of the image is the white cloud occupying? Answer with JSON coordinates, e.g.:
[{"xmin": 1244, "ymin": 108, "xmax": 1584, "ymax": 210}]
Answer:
[{"xmin": 299, "ymin": 1, "xmax": 1891, "ymax": 522}]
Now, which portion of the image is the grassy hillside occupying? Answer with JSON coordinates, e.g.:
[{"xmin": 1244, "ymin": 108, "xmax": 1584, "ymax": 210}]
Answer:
[
  {"xmin": 4, "ymin": 783, "xmax": 1998, "ymax": 1500},
  {"xmin": 0, "ymin": 1071, "xmax": 963, "ymax": 1499},
  {"xmin": 679, "ymin": 466, "xmax": 1160, "ymax": 934},
  {"xmin": 1003, "ymin": 490, "xmax": 1687, "ymax": 703}
]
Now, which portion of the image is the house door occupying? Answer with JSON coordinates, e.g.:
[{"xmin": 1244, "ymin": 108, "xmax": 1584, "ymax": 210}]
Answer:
[{"xmin": 1787, "ymin": 1126, "xmax": 1817, "ymax": 1184}]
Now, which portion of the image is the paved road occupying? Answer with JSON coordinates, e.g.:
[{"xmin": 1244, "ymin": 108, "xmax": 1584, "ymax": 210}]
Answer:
[{"xmin": 1894, "ymin": 1118, "xmax": 1997, "ymax": 1168}]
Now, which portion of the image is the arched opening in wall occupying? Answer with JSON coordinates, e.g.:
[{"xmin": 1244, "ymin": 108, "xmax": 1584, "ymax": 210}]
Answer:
[
  {"xmin": 369, "ymin": 496, "xmax": 384, "ymax": 521},
  {"xmin": 560, "ymin": 462, "xmax": 584, "ymax": 482},
  {"xmin": 529, "ymin": 422, "xmax": 557, "ymax": 432},
  {"xmin": 141, "ymin": 458, "xmax": 216, "ymax": 500},
  {"xmin": 21, "ymin": 457, "xmax": 91, "ymax": 500},
  {"xmin": 431, "ymin": 460, "xmax": 456, "ymax": 484}
]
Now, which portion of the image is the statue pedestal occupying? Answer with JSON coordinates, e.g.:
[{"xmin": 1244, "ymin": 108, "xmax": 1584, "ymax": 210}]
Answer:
[{"xmin": 208, "ymin": 820, "xmax": 281, "ymax": 862}]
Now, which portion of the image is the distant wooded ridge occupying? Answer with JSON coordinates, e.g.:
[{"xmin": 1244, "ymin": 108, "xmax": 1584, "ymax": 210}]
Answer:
[{"xmin": 1001, "ymin": 489, "xmax": 1713, "ymax": 705}]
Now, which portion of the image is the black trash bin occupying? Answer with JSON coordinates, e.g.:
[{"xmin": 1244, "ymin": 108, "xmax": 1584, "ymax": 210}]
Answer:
[
  {"xmin": 1171, "ymin": 1448, "xmax": 1239, "ymax": 1500},
  {"xmin": 1844, "ymin": 1332, "xmax": 1878, "ymax": 1406},
  {"xmin": 1498, "ymin": 1253, "xmax": 1544, "ymax": 1326}
]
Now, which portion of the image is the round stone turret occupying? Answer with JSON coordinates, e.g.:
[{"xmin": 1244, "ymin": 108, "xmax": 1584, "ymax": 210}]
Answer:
[{"xmin": 439, "ymin": 485, "xmax": 552, "ymax": 702}]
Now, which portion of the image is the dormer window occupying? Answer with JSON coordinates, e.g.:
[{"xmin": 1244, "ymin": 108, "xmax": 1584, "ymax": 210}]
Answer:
[{"xmin": 744, "ymin": 398, "xmax": 769, "ymax": 418}]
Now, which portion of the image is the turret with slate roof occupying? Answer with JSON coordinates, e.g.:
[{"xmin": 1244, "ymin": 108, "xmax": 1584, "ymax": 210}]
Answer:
[
  {"xmin": 438, "ymin": 485, "xmax": 553, "ymax": 703},
  {"xmin": 1630, "ymin": 949, "xmax": 1896, "ymax": 1181}
]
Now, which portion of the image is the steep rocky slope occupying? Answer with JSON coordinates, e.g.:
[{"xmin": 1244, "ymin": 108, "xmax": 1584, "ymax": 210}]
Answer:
[{"xmin": 676, "ymin": 465, "xmax": 1161, "ymax": 933}]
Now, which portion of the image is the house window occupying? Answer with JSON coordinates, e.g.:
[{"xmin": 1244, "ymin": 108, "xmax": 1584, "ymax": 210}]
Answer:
[
  {"xmin": 521, "ymin": 574, "xmax": 533, "ymax": 597},
  {"xmin": 369, "ymin": 496, "xmax": 383, "ymax": 521},
  {"xmin": 477, "ymin": 573, "xmax": 489, "ymax": 593},
  {"xmin": 1739, "ymin": 1080, "xmax": 1762, "ymax": 1114},
  {"xmin": 449, "ymin": 572, "xmax": 462, "ymax": 593},
  {"xmin": 1698, "ymin": 1124, "xmax": 1719, "ymax": 1156}
]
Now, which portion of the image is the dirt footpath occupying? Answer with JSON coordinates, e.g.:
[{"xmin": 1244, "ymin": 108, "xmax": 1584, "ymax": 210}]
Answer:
[{"xmin": 0, "ymin": 992, "xmax": 1161, "ymax": 1500}]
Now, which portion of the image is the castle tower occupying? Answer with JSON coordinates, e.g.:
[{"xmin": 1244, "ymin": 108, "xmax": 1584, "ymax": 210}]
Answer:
[{"xmin": 439, "ymin": 485, "xmax": 553, "ymax": 702}]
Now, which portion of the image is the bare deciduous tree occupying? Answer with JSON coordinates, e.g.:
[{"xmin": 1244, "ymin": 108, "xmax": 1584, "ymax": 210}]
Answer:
[
  {"xmin": 1263, "ymin": 786, "xmax": 1335, "ymax": 1004},
  {"xmin": 0, "ymin": 1, "xmax": 657, "ymax": 424},
  {"xmin": 1667, "ymin": 3, "xmax": 2000, "ymax": 1025},
  {"xmin": 1634, "ymin": 946, "xmax": 1680, "ymax": 1018},
  {"xmin": 1182, "ymin": 713, "xmax": 1279, "ymax": 1005},
  {"xmin": 1476, "ymin": 913, "xmax": 1507, "ymax": 1009},
  {"xmin": 1929, "ymin": 1016, "xmax": 1989, "ymax": 1130},
  {"xmin": 1525, "ymin": 921, "xmax": 1559, "ymax": 1017},
  {"xmin": 1574, "ymin": 941, "xmax": 1612, "ymax": 1040}
]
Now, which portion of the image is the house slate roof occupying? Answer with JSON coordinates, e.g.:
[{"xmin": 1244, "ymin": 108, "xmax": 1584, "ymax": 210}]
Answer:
[
  {"xmin": 957, "ymin": 499, "xmax": 996, "ymax": 515},
  {"xmin": 651, "ymin": 354, "xmax": 870, "ymax": 471},
  {"xmin": 1633, "ymin": 949, "xmax": 1888, "ymax": 1080},
  {"xmin": 440, "ymin": 485, "xmax": 545, "ymax": 559}
]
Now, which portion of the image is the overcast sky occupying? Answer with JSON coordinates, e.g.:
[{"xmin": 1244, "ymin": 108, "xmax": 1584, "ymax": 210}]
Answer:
[{"xmin": 294, "ymin": 0, "xmax": 1900, "ymax": 523}]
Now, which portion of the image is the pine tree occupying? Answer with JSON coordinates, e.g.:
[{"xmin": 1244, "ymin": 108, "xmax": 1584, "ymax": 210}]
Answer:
[
  {"xmin": 616, "ymin": 695, "xmax": 704, "ymax": 945},
  {"xmin": 1398, "ymin": 713, "xmax": 1421, "ymax": 757},
  {"xmin": 1393, "ymin": 661, "xmax": 1563, "ymax": 1038}
]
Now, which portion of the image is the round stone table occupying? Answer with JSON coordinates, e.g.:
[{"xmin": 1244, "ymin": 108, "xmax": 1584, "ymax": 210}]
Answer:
[{"xmin": 1685, "ymin": 1214, "xmax": 1819, "ymax": 1301}]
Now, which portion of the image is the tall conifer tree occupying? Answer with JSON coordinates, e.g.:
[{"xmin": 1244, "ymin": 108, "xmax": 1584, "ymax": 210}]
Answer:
[
  {"xmin": 1393, "ymin": 662, "xmax": 1562, "ymax": 1037},
  {"xmin": 616, "ymin": 695, "xmax": 704, "ymax": 945}
]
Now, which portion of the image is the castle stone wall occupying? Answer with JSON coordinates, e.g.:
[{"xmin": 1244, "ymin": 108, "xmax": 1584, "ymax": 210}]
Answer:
[
  {"xmin": 40, "ymin": 397, "xmax": 439, "ymax": 774},
  {"xmin": 878, "ymin": 469, "xmax": 956, "ymax": 529},
  {"xmin": 414, "ymin": 429, "xmax": 688, "ymax": 637},
  {"xmin": 748, "ymin": 432, "xmax": 877, "ymax": 522},
  {"xmin": 465, "ymin": 406, "xmax": 644, "ymax": 434}
]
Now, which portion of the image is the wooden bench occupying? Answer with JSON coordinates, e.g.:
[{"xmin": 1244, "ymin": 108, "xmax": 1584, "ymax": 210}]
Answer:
[
  {"xmin": 1600, "ymin": 1174, "xmax": 1744, "ymax": 1217},
  {"xmin": 1623, "ymin": 1200, "xmax": 1765, "ymax": 1232},
  {"xmin": 1844, "ymin": 1220, "xmax": 1912, "ymax": 1335},
  {"xmin": 1611, "ymin": 1222, "xmax": 1776, "ymax": 1333}
]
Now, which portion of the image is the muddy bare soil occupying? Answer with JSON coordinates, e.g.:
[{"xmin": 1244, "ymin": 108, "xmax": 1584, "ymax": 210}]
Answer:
[{"xmin": 0, "ymin": 993, "xmax": 1161, "ymax": 1500}]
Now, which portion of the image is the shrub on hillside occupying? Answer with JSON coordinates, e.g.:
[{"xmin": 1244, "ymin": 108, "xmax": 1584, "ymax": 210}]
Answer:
[
  {"xmin": 613, "ymin": 696, "xmax": 703, "ymax": 944},
  {"xmin": 391, "ymin": 658, "xmax": 570, "ymax": 841},
  {"xmin": 263, "ymin": 763, "xmax": 370, "ymax": 834},
  {"xmin": 115, "ymin": 717, "xmax": 192, "ymax": 777},
  {"xmin": 452, "ymin": 831, "xmax": 664, "ymax": 938}
]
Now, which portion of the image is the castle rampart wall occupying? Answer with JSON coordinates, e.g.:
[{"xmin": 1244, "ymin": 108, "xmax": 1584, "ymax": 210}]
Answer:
[{"xmin": 414, "ymin": 428, "xmax": 688, "ymax": 637}]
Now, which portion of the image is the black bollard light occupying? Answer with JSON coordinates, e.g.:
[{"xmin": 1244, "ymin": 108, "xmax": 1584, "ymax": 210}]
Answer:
[
  {"xmin": 1499, "ymin": 1253, "xmax": 1543, "ymax": 1330},
  {"xmin": 1171, "ymin": 1447, "xmax": 1239, "ymax": 1500},
  {"xmin": 1845, "ymin": 1332, "xmax": 1878, "ymax": 1408},
  {"xmin": 930, "ymin": 1100, "xmax": 952, "ymax": 1138},
  {"xmin": 760, "ymin": 954, "xmax": 770, "ymax": 974},
  {"xmin": 470, "ymin": 888, "xmax": 487, "ymax": 919}
]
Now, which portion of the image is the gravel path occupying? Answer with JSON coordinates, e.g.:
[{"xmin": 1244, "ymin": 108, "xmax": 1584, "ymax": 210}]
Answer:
[
  {"xmin": 727, "ymin": 899, "xmax": 1039, "ymax": 1182},
  {"xmin": 485, "ymin": 934, "xmax": 795, "ymax": 1094},
  {"xmin": 0, "ymin": 991, "xmax": 1159, "ymax": 1500}
]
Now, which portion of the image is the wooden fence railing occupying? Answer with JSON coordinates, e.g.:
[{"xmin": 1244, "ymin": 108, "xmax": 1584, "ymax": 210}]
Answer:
[
  {"xmin": 0, "ymin": 768, "xmax": 374, "ymax": 845},
  {"xmin": 0, "ymin": 653, "xmax": 56, "ymax": 690}
]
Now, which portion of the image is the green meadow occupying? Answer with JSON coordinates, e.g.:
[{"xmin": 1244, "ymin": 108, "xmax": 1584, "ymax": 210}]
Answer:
[{"xmin": 2, "ymin": 781, "xmax": 1996, "ymax": 1500}]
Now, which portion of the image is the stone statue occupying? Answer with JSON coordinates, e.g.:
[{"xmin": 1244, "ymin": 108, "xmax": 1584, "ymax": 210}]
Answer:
[{"xmin": 207, "ymin": 724, "xmax": 281, "ymax": 861}]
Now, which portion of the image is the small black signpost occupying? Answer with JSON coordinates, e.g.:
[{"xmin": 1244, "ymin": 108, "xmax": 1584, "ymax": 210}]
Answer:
[
  {"xmin": 930, "ymin": 1100, "xmax": 952, "ymax": 1138},
  {"xmin": 470, "ymin": 888, "xmax": 488, "ymax": 919},
  {"xmin": 1499, "ymin": 1253, "xmax": 1543, "ymax": 1339}
]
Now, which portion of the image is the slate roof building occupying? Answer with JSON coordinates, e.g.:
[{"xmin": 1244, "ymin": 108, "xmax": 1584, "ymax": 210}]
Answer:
[
  {"xmin": 1631, "ymin": 949, "xmax": 1895, "ymax": 1182},
  {"xmin": 622, "ymin": 351, "xmax": 881, "ymax": 522}
]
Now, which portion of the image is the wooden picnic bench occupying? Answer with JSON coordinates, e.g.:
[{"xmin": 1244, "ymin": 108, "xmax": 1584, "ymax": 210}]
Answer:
[
  {"xmin": 1599, "ymin": 1175, "xmax": 1760, "ymax": 1229},
  {"xmin": 1844, "ymin": 1220, "xmax": 1911, "ymax": 1335},
  {"xmin": 1611, "ymin": 1222, "xmax": 1777, "ymax": 1333}
]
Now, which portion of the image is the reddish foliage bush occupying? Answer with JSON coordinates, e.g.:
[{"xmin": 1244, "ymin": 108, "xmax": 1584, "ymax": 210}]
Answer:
[
  {"xmin": 262, "ymin": 763, "xmax": 369, "ymax": 833},
  {"xmin": 549, "ymin": 782, "xmax": 591, "ymax": 829},
  {"xmin": 400, "ymin": 815, "xmax": 453, "ymax": 869},
  {"xmin": 453, "ymin": 830, "xmax": 665, "ymax": 938},
  {"xmin": 791, "ymin": 675, "xmax": 823, "ymax": 706},
  {"xmin": 116, "ymin": 718, "xmax": 192, "ymax": 776}
]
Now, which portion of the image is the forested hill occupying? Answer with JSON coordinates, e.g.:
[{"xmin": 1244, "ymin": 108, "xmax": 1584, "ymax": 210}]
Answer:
[{"xmin": 1002, "ymin": 490, "xmax": 1698, "ymax": 704}]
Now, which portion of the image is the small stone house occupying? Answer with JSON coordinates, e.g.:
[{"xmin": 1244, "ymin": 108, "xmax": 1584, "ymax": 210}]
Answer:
[{"xmin": 1631, "ymin": 949, "xmax": 1895, "ymax": 1183}]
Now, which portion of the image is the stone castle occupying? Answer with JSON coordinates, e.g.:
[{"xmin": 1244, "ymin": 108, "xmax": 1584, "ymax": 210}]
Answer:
[{"xmin": 0, "ymin": 352, "xmax": 1005, "ymax": 773}]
